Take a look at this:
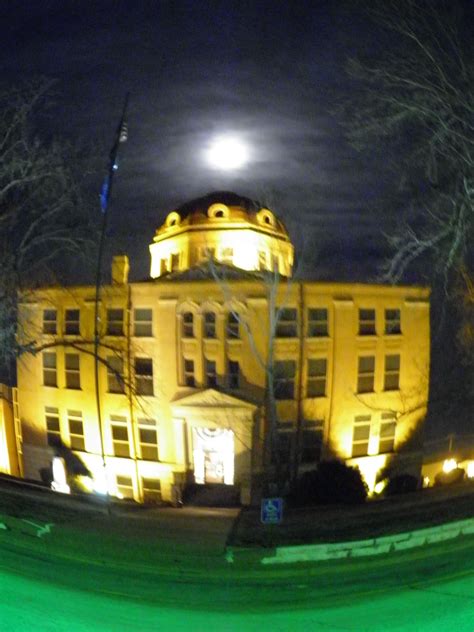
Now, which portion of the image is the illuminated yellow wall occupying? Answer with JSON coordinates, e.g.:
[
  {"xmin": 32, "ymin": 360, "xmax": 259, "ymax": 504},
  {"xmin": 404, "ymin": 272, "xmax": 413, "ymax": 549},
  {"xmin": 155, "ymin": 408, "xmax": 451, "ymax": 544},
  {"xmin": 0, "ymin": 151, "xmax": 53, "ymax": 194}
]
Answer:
[{"xmin": 0, "ymin": 385, "xmax": 20, "ymax": 477}]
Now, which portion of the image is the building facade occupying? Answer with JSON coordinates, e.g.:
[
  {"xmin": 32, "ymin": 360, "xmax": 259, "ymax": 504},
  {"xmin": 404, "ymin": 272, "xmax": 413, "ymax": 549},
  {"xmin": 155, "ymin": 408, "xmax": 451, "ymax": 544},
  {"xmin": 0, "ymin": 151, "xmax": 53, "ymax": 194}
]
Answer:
[{"xmin": 14, "ymin": 192, "xmax": 430, "ymax": 504}]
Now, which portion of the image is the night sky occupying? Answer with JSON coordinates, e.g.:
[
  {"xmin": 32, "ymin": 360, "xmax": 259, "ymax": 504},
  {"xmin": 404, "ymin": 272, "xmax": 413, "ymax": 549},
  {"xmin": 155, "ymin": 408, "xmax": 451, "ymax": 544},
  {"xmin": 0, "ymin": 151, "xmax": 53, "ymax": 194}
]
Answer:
[{"xmin": 2, "ymin": 0, "xmax": 397, "ymax": 282}]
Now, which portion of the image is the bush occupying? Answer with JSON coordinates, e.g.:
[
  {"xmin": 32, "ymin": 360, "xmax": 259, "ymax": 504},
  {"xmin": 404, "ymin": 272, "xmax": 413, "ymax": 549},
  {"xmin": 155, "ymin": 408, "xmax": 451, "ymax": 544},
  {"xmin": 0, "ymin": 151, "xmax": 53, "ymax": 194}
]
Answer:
[
  {"xmin": 292, "ymin": 460, "xmax": 368, "ymax": 506},
  {"xmin": 384, "ymin": 474, "xmax": 419, "ymax": 496},
  {"xmin": 434, "ymin": 468, "xmax": 465, "ymax": 486}
]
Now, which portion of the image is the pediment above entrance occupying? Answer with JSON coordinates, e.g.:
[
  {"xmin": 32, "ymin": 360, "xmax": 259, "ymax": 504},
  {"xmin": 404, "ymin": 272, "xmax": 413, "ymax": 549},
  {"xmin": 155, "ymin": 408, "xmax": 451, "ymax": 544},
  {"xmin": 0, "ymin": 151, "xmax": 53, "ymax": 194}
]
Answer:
[{"xmin": 171, "ymin": 388, "xmax": 257, "ymax": 412}]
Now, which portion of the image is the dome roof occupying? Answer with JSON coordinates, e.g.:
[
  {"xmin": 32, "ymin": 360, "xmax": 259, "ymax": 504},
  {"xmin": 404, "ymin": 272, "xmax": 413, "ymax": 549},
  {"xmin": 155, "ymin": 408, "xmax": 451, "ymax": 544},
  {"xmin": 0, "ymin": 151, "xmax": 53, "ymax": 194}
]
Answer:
[{"xmin": 154, "ymin": 191, "xmax": 290, "ymax": 239}]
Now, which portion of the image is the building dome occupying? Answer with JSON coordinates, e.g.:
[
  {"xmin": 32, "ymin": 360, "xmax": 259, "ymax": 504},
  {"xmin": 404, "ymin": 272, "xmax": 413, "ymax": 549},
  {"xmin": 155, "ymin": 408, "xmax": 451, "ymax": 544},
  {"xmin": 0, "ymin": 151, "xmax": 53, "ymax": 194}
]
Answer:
[{"xmin": 149, "ymin": 191, "xmax": 294, "ymax": 278}]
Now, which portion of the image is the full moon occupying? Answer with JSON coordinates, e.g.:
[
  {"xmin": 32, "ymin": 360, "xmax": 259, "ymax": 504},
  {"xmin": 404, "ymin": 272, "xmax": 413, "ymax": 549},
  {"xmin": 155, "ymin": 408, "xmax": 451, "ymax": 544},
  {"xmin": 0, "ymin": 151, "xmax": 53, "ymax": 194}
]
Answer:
[{"xmin": 205, "ymin": 135, "xmax": 249, "ymax": 170}]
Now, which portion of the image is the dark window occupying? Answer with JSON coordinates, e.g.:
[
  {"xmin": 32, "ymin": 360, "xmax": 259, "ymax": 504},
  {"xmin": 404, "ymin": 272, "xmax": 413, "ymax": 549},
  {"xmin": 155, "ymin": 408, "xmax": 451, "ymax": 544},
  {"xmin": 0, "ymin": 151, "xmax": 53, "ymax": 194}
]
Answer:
[
  {"xmin": 307, "ymin": 308, "xmax": 328, "ymax": 337},
  {"xmin": 135, "ymin": 358, "xmax": 154, "ymax": 396},
  {"xmin": 65, "ymin": 309, "xmax": 80, "ymax": 335},
  {"xmin": 385, "ymin": 309, "xmax": 401, "ymax": 335},
  {"xmin": 300, "ymin": 422, "xmax": 324, "ymax": 464},
  {"xmin": 204, "ymin": 312, "xmax": 216, "ymax": 338},
  {"xmin": 182, "ymin": 312, "xmax": 194, "ymax": 338},
  {"xmin": 111, "ymin": 417, "xmax": 130, "ymax": 457},
  {"xmin": 205, "ymin": 359, "xmax": 217, "ymax": 388},
  {"xmin": 116, "ymin": 475, "xmax": 133, "ymax": 498},
  {"xmin": 272, "ymin": 427, "xmax": 293, "ymax": 465},
  {"xmin": 307, "ymin": 358, "xmax": 327, "ymax": 398},
  {"xmin": 45, "ymin": 407, "xmax": 60, "ymax": 447},
  {"xmin": 379, "ymin": 413, "xmax": 397, "ymax": 453},
  {"xmin": 138, "ymin": 418, "xmax": 158, "ymax": 461},
  {"xmin": 384, "ymin": 354, "xmax": 400, "ymax": 391},
  {"xmin": 359, "ymin": 309, "xmax": 376, "ymax": 335},
  {"xmin": 352, "ymin": 415, "xmax": 371, "ymax": 457},
  {"xmin": 184, "ymin": 359, "xmax": 195, "ymax": 387},
  {"xmin": 170, "ymin": 253, "xmax": 180, "ymax": 271},
  {"xmin": 357, "ymin": 356, "xmax": 375, "ymax": 393},
  {"xmin": 228, "ymin": 360, "xmax": 240, "ymax": 389},
  {"xmin": 43, "ymin": 310, "xmax": 57, "ymax": 335},
  {"xmin": 134, "ymin": 309, "xmax": 152, "ymax": 337},
  {"xmin": 65, "ymin": 353, "xmax": 80, "ymax": 389},
  {"xmin": 68, "ymin": 411, "xmax": 85, "ymax": 451},
  {"xmin": 107, "ymin": 356, "xmax": 125, "ymax": 393},
  {"xmin": 43, "ymin": 352, "xmax": 57, "ymax": 387},
  {"xmin": 226, "ymin": 313, "xmax": 239, "ymax": 339},
  {"xmin": 142, "ymin": 478, "xmax": 162, "ymax": 504},
  {"xmin": 274, "ymin": 360, "xmax": 296, "ymax": 399},
  {"xmin": 276, "ymin": 308, "xmax": 298, "ymax": 338},
  {"xmin": 107, "ymin": 309, "xmax": 124, "ymax": 336}
]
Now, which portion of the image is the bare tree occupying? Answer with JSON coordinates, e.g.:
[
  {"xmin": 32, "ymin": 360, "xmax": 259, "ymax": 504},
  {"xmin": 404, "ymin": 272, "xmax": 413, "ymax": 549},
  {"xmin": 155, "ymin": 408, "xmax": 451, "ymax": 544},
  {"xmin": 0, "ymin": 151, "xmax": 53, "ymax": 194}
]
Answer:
[
  {"xmin": 343, "ymin": 0, "xmax": 473, "ymax": 286},
  {"xmin": 0, "ymin": 79, "xmax": 97, "ymax": 373}
]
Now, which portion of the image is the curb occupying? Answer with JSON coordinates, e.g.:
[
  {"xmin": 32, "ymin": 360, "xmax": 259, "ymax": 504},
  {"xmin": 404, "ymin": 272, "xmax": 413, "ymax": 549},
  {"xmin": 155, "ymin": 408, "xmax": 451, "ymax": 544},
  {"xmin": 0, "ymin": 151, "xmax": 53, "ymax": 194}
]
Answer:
[{"xmin": 226, "ymin": 517, "xmax": 474, "ymax": 565}]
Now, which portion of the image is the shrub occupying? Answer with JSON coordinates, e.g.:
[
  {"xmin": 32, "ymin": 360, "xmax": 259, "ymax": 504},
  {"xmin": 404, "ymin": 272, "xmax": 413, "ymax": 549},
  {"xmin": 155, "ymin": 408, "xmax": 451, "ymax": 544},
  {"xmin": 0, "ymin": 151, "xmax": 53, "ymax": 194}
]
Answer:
[
  {"xmin": 384, "ymin": 474, "xmax": 419, "ymax": 496},
  {"xmin": 292, "ymin": 460, "xmax": 368, "ymax": 506},
  {"xmin": 434, "ymin": 468, "xmax": 465, "ymax": 486}
]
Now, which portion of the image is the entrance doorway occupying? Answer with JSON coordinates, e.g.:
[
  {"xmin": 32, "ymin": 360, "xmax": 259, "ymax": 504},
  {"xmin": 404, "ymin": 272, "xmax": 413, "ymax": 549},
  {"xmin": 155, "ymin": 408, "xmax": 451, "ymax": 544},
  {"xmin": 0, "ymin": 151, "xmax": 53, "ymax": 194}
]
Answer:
[{"xmin": 192, "ymin": 427, "xmax": 234, "ymax": 485}]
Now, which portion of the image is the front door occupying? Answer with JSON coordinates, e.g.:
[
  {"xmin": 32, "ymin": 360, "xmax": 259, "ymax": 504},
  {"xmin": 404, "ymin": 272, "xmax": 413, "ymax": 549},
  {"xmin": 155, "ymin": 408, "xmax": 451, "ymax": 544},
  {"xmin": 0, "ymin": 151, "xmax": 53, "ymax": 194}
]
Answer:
[
  {"xmin": 204, "ymin": 450, "xmax": 225, "ymax": 483},
  {"xmin": 192, "ymin": 427, "xmax": 234, "ymax": 485}
]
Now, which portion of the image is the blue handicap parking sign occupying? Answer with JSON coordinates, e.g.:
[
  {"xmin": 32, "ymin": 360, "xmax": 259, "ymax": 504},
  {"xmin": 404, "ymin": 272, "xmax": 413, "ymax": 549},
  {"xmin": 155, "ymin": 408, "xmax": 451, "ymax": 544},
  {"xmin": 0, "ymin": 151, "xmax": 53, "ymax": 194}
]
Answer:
[{"xmin": 261, "ymin": 497, "xmax": 283, "ymax": 524}]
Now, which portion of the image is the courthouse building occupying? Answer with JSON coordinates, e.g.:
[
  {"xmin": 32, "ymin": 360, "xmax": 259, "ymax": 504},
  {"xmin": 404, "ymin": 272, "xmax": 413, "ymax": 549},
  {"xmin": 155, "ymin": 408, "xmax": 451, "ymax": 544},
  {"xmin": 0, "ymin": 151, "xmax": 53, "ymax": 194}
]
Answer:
[{"xmin": 14, "ymin": 192, "xmax": 430, "ymax": 504}]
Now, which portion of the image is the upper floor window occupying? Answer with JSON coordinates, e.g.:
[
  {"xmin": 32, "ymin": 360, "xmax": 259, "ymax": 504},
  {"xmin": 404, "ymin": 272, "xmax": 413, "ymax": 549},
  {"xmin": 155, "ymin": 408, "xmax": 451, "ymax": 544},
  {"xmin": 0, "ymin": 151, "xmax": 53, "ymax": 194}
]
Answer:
[
  {"xmin": 300, "ymin": 420, "xmax": 324, "ymax": 464},
  {"xmin": 379, "ymin": 413, "xmax": 397, "ymax": 453},
  {"xmin": 226, "ymin": 313, "xmax": 240, "ymax": 339},
  {"xmin": 43, "ymin": 309, "xmax": 57, "ymax": 335},
  {"xmin": 385, "ymin": 309, "xmax": 401, "ymax": 335},
  {"xmin": 43, "ymin": 352, "xmax": 57, "ymax": 387},
  {"xmin": 116, "ymin": 475, "xmax": 134, "ymax": 499},
  {"xmin": 307, "ymin": 308, "xmax": 328, "ymax": 337},
  {"xmin": 135, "ymin": 358, "xmax": 154, "ymax": 396},
  {"xmin": 182, "ymin": 312, "xmax": 194, "ymax": 338},
  {"xmin": 110, "ymin": 415, "xmax": 129, "ymax": 458},
  {"xmin": 138, "ymin": 418, "xmax": 159, "ymax": 461},
  {"xmin": 134, "ymin": 308, "xmax": 152, "ymax": 337},
  {"xmin": 306, "ymin": 358, "xmax": 327, "ymax": 398},
  {"xmin": 107, "ymin": 309, "xmax": 124, "ymax": 336},
  {"xmin": 204, "ymin": 312, "xmax": 216, "ymax": 338},
  {"xmin": 274, "ymin": 360, "xmax": 296, "ymax": 399},
  {"xmin": 65, "ymin": 353, "xmax": 81, "ymax": 389},
  {"xmin": 272, "ymin": 422, "xmax": 293, "ymax": 465},
  {"xmin": 357, "ymin": 356, "xmax": 375, "ymax": 393},
  {"xmin": 184, "ymin": 358, "xmax": 195, "ymax": 387},
  {"xmin": 205, "ymin": 359, "xmax": 217, "ymax": 388},
  {"xmin": 45, "ymin": 406, "xmax": 61, "ymax": 447},
  {"xmin": 276, "ymin": 308, "xmax": 298, "ymax": 338},
  {"xmin": 107, "ymin": 355, "xmax": 125, "ymax": 394},
  {"xmin": 65, "ymin": 309, "xmax": 80, "ymax": 335},
  {"xmin": 228, "ymin": 360, "xmax": 240, "ymax": 389},
  {"xmin": 352, "ymin": 415, "xmax": 371, "ymax": 457},
  {"xmin": 359, "ymin": 309, "xmax": 376, "ymax": 336},
  {"xmin": 384, "ymin": 354, "xmax": 400, "ymax": 391},
  {"xmin": 68, "ymin": 410, "xmax": 85, "ymax": 451}
]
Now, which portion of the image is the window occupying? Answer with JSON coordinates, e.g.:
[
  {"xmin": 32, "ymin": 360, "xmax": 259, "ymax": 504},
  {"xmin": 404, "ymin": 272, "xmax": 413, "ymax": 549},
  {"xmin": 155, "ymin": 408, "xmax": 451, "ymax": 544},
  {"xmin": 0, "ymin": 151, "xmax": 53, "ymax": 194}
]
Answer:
[
  {"xmin": 184, "ymin": 359, "xmax": 195, "ymax": 387},
  {"xmin": 352, "ymin": 415, "xmax": 371, "ymax": 457},
  {"xmin": 300, "ymin": 421, "xmax": 323, "ymax": 464},
  {"xmin": 43, "ymin": 309, "xmax": 57, "ymax": 335},
  {"xmin": 65, "ymin": 309, "xmax": 80, "ymax": 335},
  {"xmin": 205, "ymin": 359, "xmax": 217, "ymax": 387},
  {"xmin": 134, "ymin": 308, "xmax": 152, "ymax": 337},
  {"xmin": 220, "ymin": 247, "xmax": 233, "ymax": 264},
  {"xmin": 107, "ymin": 356, "xmax": 125, "ymax": 393},
  {"xmin": 276, "ymin": 308, "xmax": 298, "ymax": 338},
  {"xmin": 274, "ymin": 360, "xmax": 296, "ymax": 399},
  {"xmin": 142, "ymin": 478, "xmax": 162, "ymax": 504},
  {"xmin": 384, "ymin": 354, "xmax": 400, "ymax": 391},
  {"xmin": 159, "ymin": 258, "xmax": 168, "ymax": 275},
  {"xmin": 204, "ymin": 312, "xmax": 216, "ymax": 338},
  {"xmin": 116, "ymin": 475, "xmax": 134, "ymax": 499},
  {"xmin": 228, "ymin": 360, "xmax": 240, "ymax": 389},
  {"xmin": 135, "ymin": 358, "xmax": 154, "ymax": 396},
  {"xmin": 65, "ymin": 353, "xmax": 81, "ymax": 389},
  {"xmin": 68, "ymin": 410, "xmax": 85, "ymax": 451},
  {"xmin": 307, "ymin": 308, "xmax": 328, "ymax": 337},
  {"xmin": 357, "ymin": 356, "xmax": 375, "ymax": 393},
  {"xmin": 106, "ymin": 309, "xmax": 124, "ymax": 336},
  {"xmin": 226, "ymin": 313, "xmax": 239, "ymax": 339},
  {"xmin": 385, "ymin": 309, "xmax": 401, "ymax": 335},
  {"xmin": 45, "ymin": 406, "xmax": 61, "ymax": 447},
  {"xmin": 138, "ymin": 418, "xmax": 158, "ymax": 460},
  {"xmin": 272, "ymin": 423, "xmax": 293, "ymax": 465},
  {"xmin": 43, "ymin": 352, "xmax": 57, "ymax": 387},
  {"xmin": 170, "ymin": 253, "xmax": 180, "ymax": 271},
  {"xmin": 306, "ymin": 358, "xmax": 327, "ymax": 398},
  {"xmin": 182, "ymin": 312, "xmax": 194, "ymax": 338},
  {"xmin": 379, "ymin": 413, "xmax": 397, "ymax": 453},
  {"xmin": 359, "ymin": 309, "xmax": 376, "ymax": 335},
  {"xmin": 111, "ymin": 416, "xmax": 130, "ymax": 457}
]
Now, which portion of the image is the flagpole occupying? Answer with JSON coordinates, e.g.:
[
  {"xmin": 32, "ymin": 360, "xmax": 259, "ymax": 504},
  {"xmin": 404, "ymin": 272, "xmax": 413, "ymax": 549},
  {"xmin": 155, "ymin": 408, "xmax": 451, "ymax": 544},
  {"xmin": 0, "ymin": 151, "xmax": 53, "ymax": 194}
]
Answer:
[{"xmin": 93, "ymin": 93, "xmax": 129, "ymax": 514}]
